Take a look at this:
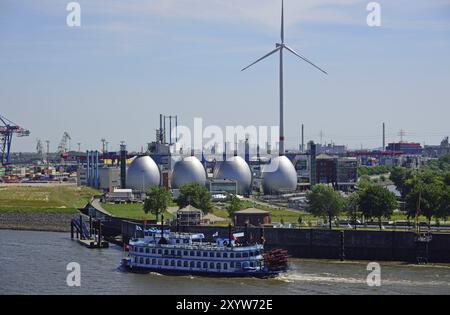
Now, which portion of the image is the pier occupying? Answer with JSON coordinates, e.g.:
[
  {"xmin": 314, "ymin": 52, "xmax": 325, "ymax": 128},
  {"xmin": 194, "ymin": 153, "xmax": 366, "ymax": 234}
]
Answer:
[{"xmin": 70, "ymin": 215, "xmax": 109, "ymax": 249}]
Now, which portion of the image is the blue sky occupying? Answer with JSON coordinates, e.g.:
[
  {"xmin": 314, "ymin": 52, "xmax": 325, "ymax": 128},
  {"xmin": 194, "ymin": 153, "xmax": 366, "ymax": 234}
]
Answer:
[{"xmin": 1, "ymin": 0, "xmax": 450, "ymax": 153}]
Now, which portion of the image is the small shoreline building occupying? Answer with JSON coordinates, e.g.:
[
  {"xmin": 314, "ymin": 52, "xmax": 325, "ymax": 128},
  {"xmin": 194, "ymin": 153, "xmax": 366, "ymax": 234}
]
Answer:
[
  {"xmin": 176, "ymin": 205, "xmax": 203, "ymax": 226},
  {"xmin": 234, "ymin": 208, "xmax": 271, "ymax": 227}
]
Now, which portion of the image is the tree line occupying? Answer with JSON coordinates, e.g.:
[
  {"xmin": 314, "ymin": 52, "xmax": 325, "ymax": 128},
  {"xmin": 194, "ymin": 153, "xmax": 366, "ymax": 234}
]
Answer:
[{"xmin": 307, "ymin": 154, "xmax": 450, "ymax": 230}]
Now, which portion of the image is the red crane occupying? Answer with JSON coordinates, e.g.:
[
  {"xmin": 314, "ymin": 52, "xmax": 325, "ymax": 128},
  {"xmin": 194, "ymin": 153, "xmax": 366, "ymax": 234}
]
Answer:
[{"xmin": 0, "ymin": 115, "xmax": 30, "ymax": 166}]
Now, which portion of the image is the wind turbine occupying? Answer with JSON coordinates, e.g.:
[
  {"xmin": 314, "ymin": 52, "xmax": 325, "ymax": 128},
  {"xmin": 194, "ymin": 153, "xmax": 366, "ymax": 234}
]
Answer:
[{"xmin": 241, "ymin": 0, "xmax": 327, "ymax": 156}]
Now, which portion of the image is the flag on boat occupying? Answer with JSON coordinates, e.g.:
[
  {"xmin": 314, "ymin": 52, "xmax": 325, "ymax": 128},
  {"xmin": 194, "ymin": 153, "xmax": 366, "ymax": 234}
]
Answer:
[
  {"xmin": 233, "ymin": 232, "xmax": 244, "ymax": 238},
  {"xmin": 212, "ymin": 232, "xmax": 219, "ymax": 238}
]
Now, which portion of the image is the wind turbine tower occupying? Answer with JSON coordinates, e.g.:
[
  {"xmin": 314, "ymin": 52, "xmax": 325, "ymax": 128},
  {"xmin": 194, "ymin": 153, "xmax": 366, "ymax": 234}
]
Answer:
[{"xmin": 242, "ymin": 0, "xmax": 327, "ymax": 194}]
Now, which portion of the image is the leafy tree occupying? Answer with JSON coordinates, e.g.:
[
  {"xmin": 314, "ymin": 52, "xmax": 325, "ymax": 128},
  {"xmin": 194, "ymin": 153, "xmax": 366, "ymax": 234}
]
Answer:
[
  {"xmin": 307, "ymin": 185, "xmax": 345, "ymax": 230},
  {"xmin": 357, "ymin": 175, "xmax": 373, "ymax": 191},
  {"xmin": 428, "ymin": 154, "xmax": 450, "ymax": 172},
  {"xmin": 346, "ymin": 192, "xmax": 361, "ymax": 229},
  {"xmin": 405, "ymin": 178, "xmax": 445, "ymax": 227},
  {"xmin": 358, "ymin": 165, "xmax": 392, "ymax": 177},
  {"xmin": 437, "ymin": 187, "xmax": 450, "ymax": 221},
  {"xmin": 226, "ymin": 194, "xmax": 242, "ymax": 219},
  {"xmin": 176, "ymin": 183, "xmax": 212, "ymax": 214},
  {"xmin": 443, "ymin": 172, "xmax": 450, "ymax": 186},
  {"xmin": 390, "ymin": 167, "xmax": 414, "ymax": 198},
  {"xmin": 143, "ymin": 187, "xmax": 172, "ymax": 223},
  {"xmin": 359, "ymin": 185, "xmax": 397, "ymax": 230}
]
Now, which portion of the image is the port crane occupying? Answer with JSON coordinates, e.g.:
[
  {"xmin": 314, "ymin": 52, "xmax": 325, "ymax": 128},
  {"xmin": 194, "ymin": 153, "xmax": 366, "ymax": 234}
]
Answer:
[
  {"xmin": 58, "ymin": 131, "xmax": 72, "ymax": 154},
  {"xmin": 0, "ymin": 115, "xmax": 30, "ymax": 165}
]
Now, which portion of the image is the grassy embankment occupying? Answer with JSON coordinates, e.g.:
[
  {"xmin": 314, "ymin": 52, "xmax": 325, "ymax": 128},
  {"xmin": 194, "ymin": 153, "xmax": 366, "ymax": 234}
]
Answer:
[
  {"xmin": 0, "ymin": 185, "xmax": 98, "ymax": 214},
  {"xmin": 102, "ymin": 203, "xmax": 173, "ymax": 221},
  {"xmin": 210, "ymin": 200, "xmax": 313, "ymax": 226}
]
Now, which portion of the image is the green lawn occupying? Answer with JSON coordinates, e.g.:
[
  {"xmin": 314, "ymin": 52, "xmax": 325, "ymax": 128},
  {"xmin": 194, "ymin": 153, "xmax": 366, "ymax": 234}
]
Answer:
[
  {"xmin": 0, "ymin": 185, "xmax": 98, "ymax": 214},
  {"xmin": 102, "ymin": 203, "xmax": 173, "ymax": 221}
]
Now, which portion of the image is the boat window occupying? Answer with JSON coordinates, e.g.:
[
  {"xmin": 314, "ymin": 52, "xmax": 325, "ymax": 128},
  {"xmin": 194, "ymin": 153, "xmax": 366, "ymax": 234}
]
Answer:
[
  {"xmin": 184, "ymin": 239, "xmax": 189, "ymax": 244},
  {"xmin": 223, "ymin": 263, "xmax": 228, "ymax": 270},
  {"xmin": 146, "ymin": 258, "xmax": 150, "ymax": 265},
  {"xmin": 184, "ymin": 261, "xmax": 188, "ymax": 268},
  {"xmin": 176, "ymin": 239, "xmax": 180, "ymax": 244},
  {"xmin": 216, "ymin": 252, "xmax": 221, "ymax": 258},
  {"xmin": 203, "ymin": 252, "xmax": 208, "ymax": 257},
  {"xmin": 139, "ymin": 258, "xmax": 144, "ymax": 264},
  {"xmin": 134, "ymin": 257, "xmax": 138, "ymax": 263},
  {"xmin": 236, "ymin": 262, "xmax": 241, "ymax": 269},
  {"xmin": 177, "ymin": 261, "xmax": 182, "ymax": 267},
  {"xmin": 158, "ymin": 259, "xmax": 162, "ymax": 265},
  {"xmin": 230, "ymin": 253, "xmax": 234, "ymax": 258},
  {"xmin": 152, "ymin": 249, "xmax": 156, "ymax": 254},
  {"xmin": 223, "ymin": 253, "xmax": 228, "ymax": 258},
  {"xmin": 183, "ymin": 251, "xmax": 188, "ymax": 256},
  {"xmin": 171, "ymin": 250, "xmax": 175, "ymax": 256},
  {"xmin": 203, "ymin": 262, "xmax": 208, "ymax": 269},
  {"xmin": 139, "ymin": 247, "xmax": 144, "ymax": 253},
  {"xmin": 158, "ymin": 249, "xmax": 162, "ymax": 255},
  {"xmin": 164, "ymin": 250, "xmax": 169, "ymax": 255},
  {"xmin": 216, "ymin": 263, "xmax": 221, "ymax": 270},
  {"xmin": 230, "ymin": 262, "xmax": 235, "ymax": 268},
  {"xmin": 197, "ymin": 262, "xmax": 202, "ymax": 268},
  {"xmin": 164, "ymin": 260, "xmax": 169, "ymax": 266},
  {"xmin": 243, "ymin": 252, "xmax": 249, "ymax": 258},
  {"xmin": 197, "ymin": 251, "xmax": 201, "ymax": 257},
  {"xmin": 190, "ymin": 261, "xmax": 195, "ymax": 268},
  {"xmin": 209, "ymin": 252, "xmax": 214, "ymax": 258},
  {"xmin": 145, "ymin": 248, "xmax": 150, "ymax": 254},
  {"xmin": 177, "ymin": 250, "xmax": 181, "ymax": 256},
  {"xmin": 152, "ymin": 259, "xmax": 156, "ymax": 265},
  {"xmin": 210, "ymin": 263, "xmax": 215, "ymax": 269},
  {"xmin": 236, "ymin": 253, "xmax": 242, "ymax": 258},
  {"xmin": 190, "ymin": 251, "xmax": 195, "ymax": 256},
  {"xmin": 171, "ymin": 260, "xmax": 175, "ymax": 267}
]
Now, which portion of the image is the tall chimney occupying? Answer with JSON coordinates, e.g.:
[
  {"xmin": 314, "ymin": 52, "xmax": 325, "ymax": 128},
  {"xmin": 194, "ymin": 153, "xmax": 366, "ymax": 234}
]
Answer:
[
  {"xmin": 383, "ymin": 123, "xmax": 386, "ymax": 151},
  {"xmin": 301, "ymin": 124, "xmax": 305, "ymax": 152},
  {"xmin": 159, "ymin": 114, "xmax": 163, "ymax": 143},
  {"xmin": 120, "ymin": 143, "xmax": 127, "ymax": 189}
]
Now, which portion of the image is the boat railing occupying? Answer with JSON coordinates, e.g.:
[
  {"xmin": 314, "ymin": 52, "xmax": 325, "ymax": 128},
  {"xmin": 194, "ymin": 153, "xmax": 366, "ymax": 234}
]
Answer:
[{"xmin": 130, "ymin": 242, "xmax": 264, "ymax": 252}]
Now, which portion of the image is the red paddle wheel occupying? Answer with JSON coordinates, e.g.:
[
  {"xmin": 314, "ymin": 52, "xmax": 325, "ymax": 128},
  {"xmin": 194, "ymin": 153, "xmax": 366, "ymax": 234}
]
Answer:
[{"xmin": 264, "ymin": 249, "xmax": 289, "ymax": 272}]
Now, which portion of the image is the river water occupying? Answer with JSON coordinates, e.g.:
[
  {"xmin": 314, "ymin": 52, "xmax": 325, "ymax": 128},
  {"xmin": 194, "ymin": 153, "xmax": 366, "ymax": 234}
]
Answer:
[{"xmin": 0, "ymin": 230, "xmax": 449, "ymax": 295}]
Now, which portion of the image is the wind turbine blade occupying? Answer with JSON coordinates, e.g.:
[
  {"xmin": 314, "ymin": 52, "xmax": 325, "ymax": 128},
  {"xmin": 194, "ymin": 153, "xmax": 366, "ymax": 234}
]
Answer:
[
  {"xmin": 241, "ymin": 46, "xmax": 282, "ymax": 71},
  {"xmin": 284, "ymin": 45, "xmax": 328, "ymax": 75},
  {"xmin": 281, "ymin": 0, "xmax": 285, "ymax": 43}
]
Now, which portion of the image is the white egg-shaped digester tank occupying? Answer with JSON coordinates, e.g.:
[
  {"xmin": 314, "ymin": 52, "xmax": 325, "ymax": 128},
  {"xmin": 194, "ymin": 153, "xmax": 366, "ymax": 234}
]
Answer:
[
  {"xmin": 126, "ymin": 155, "xmax": 161, "ymax": 191},
  {"xmin": 215, "ymin": 156, "xmax": 252, "ymax": 195},
  {"xmin": 262, "ymin": 155, "xmax": 297, "ymax": 194},
  {"xmin": 171, "ymin": 156, "xmax": 207, "ymax": 189}
]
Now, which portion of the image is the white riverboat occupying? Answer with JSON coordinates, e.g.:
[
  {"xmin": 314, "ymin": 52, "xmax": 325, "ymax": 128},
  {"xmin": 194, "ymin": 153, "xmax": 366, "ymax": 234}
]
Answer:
[{"xmin": 121, "ymin": 228, "xmax": 288, "ymax": 278}]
